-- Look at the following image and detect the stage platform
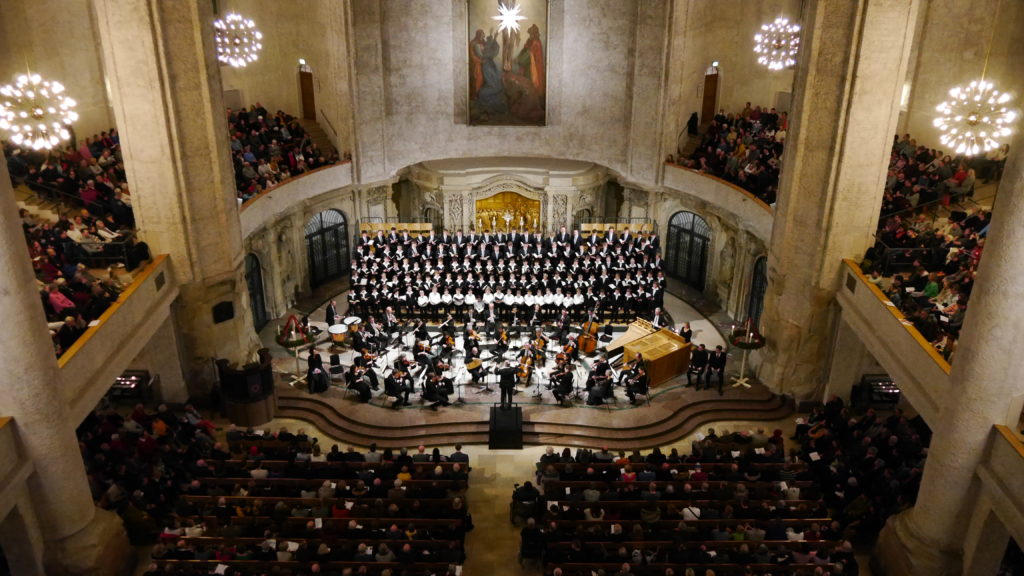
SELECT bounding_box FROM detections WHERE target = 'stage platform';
[263,291,789,449]
[273,372,792,450]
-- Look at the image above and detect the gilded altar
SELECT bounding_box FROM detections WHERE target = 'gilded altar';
[474,191,542,233]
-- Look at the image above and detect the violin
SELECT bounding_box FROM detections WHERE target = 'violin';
[445,334,455,348]
[361,348,378,361]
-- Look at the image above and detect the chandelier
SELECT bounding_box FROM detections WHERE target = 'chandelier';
[0,73,78,151]
[214,12,263,68]
[933,80,1017,156]
[754,17,801,71]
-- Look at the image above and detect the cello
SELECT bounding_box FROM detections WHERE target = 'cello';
[578,308,600,355]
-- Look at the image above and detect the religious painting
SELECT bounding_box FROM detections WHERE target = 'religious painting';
[467,0,547,126]
[475,192,541,233]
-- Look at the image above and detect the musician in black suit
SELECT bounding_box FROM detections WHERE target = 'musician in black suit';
[706,345,727,395]
[650,307,667,329]
[495,360,520,409]
[687,343,709,388]
[347,364,372,402]
[549,360,575,405]
[325,300,339,326]
[625,367,649,404]
[423,371,452,411]
[384,368,412,408]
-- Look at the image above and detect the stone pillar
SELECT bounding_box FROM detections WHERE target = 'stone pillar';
[822,314,871,402]
[93,0,258,391]
[0,159,128,575]
[760,0,920,398]
[873,141,1024,575]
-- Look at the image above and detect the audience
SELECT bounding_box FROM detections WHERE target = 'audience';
[226,103,341,204]
[78,405,469,575]
[861,134,1003,361]
[671,103,786,205]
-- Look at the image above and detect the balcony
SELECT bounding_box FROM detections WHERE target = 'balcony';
[239,162,353,239]
[663,164,773,241]
[835,259,951,425]
[58,255,179,423]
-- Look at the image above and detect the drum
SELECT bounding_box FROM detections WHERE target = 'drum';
[328,324,347,344]
[343,316,362,333]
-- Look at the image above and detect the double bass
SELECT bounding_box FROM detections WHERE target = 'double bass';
[578,309,600,355]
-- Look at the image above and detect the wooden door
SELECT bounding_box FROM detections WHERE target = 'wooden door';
[299,71,316,120]
[700,73,719,126]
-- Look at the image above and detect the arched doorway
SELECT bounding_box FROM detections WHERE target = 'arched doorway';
[422,206,442,232]
[747,255,768,328]
[666,211,711,291]
[245,254,268,331]
[305,209,349,288]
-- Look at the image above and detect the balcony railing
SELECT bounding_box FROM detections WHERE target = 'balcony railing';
[239,162,353,239]
[663,164,773,242]
[836,259,951,426]
[58,255,179,423]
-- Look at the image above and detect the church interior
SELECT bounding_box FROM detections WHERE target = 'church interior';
[1,0,1023,575]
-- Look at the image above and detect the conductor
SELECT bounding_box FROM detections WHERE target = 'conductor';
[495,360,520,410]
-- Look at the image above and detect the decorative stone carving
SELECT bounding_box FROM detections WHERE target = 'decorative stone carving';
[627,188,649,207]
[553,194,568,228]
[719,235,736,288]
[448,192,464,227]
[367,185,390,205]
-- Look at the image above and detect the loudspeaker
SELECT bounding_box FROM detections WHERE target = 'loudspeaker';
[489,406,523,449]
[212,301,235,324]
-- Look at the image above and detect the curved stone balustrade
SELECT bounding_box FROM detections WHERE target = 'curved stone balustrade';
[239,162,353,239]
[663,164,773,242]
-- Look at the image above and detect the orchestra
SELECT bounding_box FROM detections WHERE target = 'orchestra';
[300,224,725,412]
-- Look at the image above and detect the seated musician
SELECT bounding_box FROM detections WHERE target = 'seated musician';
[414,320,430,343]
[554,309,572,344]
[346,364,373,403]
[531,328,548,364]
[492,325,510,358]
[586,355,614,403]
[617,352,646,387]
[383,306,401,337]
[687,343,709,387]
[350,327,370,354]
[464,323,482,356]
[625,367,650,405]
[423,371,451,411]
[414,341,435,381]
[549,359,575,405]
[517,342,536,383]
[366,315,388,350]
[350,350,379,389]
[384,367,412,408]
[465,347,490,386]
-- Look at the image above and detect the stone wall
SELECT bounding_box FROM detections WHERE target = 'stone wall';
[218,0,354,154]
[349,0,670,186]
[0,0,113,138]
[900,0,1024,147]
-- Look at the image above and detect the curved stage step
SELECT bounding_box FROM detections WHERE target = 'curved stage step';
[275,378,794,449]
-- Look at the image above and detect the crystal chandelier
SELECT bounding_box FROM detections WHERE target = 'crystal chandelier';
[933,80,1017,156]
[214,12,263,68]
[0,73,78,151]
[754,17,801,71]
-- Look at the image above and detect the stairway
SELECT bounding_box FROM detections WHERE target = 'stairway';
[297,118,338,158]
[14,184,62,223]
[275,378,795,450]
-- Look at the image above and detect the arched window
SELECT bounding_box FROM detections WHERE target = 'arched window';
[747,255,768,327]
[305,209,349,288]
[665,211,712,290]
[245,254,268,331]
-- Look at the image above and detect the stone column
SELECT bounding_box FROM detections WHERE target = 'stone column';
[760,0,920,398]
[823,314,871,402]
[0,160,128,575]
[873,141,1024,575]
[92,0,258,391]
